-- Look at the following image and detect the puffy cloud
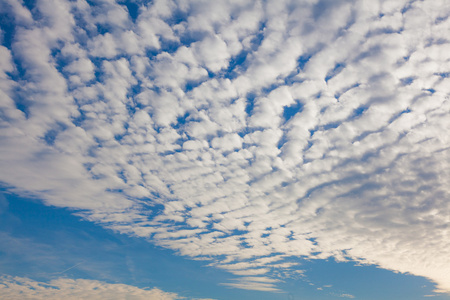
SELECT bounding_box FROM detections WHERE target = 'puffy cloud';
[64,58,95,83]
[1,0,450,296]
[88,33,119,58]
[191,34,230,73]
[0,0,33,25]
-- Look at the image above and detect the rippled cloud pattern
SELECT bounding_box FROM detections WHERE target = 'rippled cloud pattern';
[1,0,449,295]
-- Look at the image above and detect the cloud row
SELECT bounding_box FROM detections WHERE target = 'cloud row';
[1,0,449,294]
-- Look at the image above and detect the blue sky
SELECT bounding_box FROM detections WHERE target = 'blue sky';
[0,190,446,299]
[1,0,450,299]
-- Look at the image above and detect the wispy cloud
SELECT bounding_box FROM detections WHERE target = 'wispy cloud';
[0,0,449,295]
[221,276,281,292]
[55,261,85,275]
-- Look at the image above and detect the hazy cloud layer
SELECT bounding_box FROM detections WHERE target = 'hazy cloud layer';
[1,0,449,294]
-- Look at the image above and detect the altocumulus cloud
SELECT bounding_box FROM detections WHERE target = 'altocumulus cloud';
[0,0,449,294]
[0,276,181,300]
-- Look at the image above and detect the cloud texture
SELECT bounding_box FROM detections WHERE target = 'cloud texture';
[1,0,449,294]
[0,276,180,300]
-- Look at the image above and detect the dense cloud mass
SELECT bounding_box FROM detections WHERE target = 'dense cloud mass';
[0,0,449,294]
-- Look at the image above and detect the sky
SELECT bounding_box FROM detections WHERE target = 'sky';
[0,0,449,299]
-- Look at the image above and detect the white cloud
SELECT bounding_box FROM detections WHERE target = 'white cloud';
[0,0,33,25]
[64,58,95,82]
[1,0,450,295]
[88,33,119,58]
[221,276,281,292]
[191,34,230,73]
[0,276,180,300]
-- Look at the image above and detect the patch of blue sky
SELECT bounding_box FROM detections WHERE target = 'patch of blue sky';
[295,258,445,300]
[0,191,232,299]
[175,15,210,49]
[244,92,257,115]
[297,53,312,71]
[159,38,182,55]
[217,25,265,80]
[0,13,16,49]
[325,63,345,83]
[387,108,412,124]
[165,6,188,28]
[283,100,304,123]
[94,22,112,36]
[400,1,414,14]
[51,48,76,74]
[179,32,205,50]
[222,253,447,300]
[125,86,145,112]
[171,111,191,130]
[400,76,415,86]
[1,191,449,299]
[20,0,35,12]
[2,68,30,118]
[260,82,285,96]
[277,133,289,149]
[81,56,105,82]
[436,72,449,78]
[0,191,341,300]
[321,122,340,130]
[184,78,205,92]
[0,43,26,87]
[120,1,140,22]
[70,109,92,129]
[223,50,250,80]
[43,123,68,146]
[365,26,404,38]
[250,22,266,51]
[351,106,367,118]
